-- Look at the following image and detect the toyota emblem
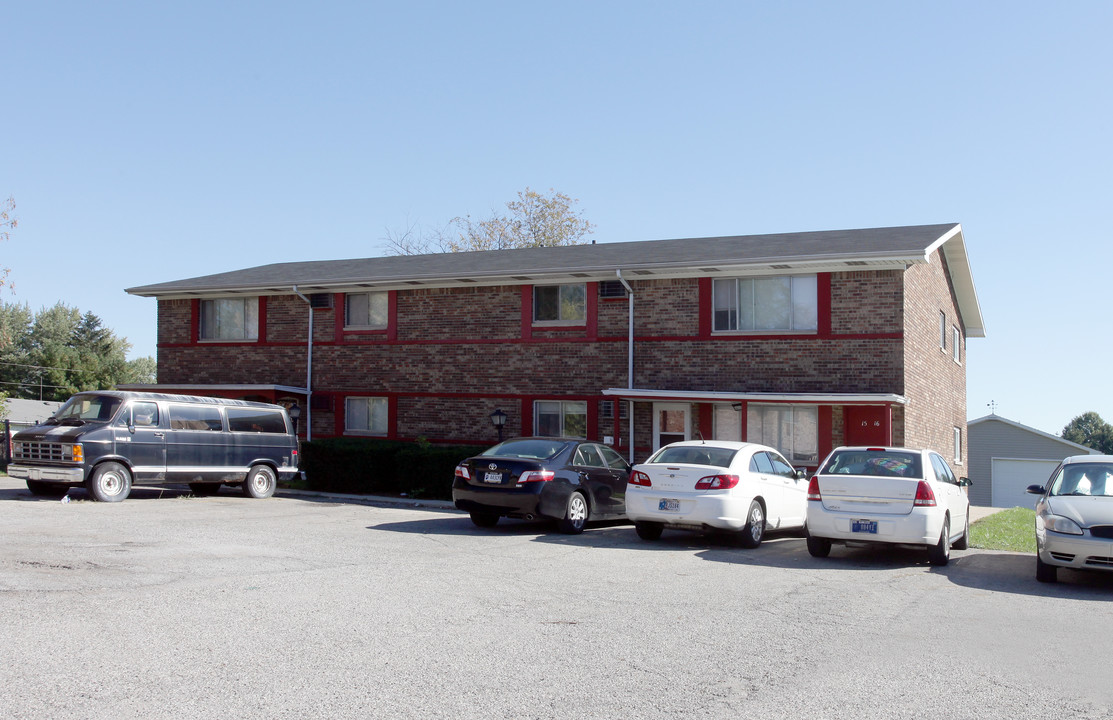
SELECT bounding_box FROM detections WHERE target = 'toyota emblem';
[489,463,498,470]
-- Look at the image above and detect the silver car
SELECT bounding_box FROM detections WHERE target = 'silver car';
[1026,455,1113,583]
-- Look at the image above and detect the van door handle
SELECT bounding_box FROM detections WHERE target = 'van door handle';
[153,432,165,438]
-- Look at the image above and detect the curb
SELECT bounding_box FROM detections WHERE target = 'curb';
[276,487,459,511]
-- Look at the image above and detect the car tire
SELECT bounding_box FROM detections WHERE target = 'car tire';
[1036,554,1058,583]
[469,511,500,528]
[806,533,832,558]
[635,521,664,541]
[557,492,588,535]
[242,465,277,499]
[189,483,222,496]
[953,513,970,550]
[86,462,132,503]
[738,499,765,549]
[927,515,951,566]
[26,480,69,498]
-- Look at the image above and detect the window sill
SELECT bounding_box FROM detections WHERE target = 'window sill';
[198,338,259,343]
[344,430,388,437]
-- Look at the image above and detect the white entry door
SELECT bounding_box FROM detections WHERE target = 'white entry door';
[652,403,690,451]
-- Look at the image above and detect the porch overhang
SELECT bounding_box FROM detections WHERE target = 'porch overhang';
[601,388,907,405]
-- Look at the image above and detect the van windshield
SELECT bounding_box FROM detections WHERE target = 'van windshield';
[50,395,123,425]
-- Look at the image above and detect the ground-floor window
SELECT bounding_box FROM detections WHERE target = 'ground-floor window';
[712,403,742,441]
[747,405,818,464]
[536,400,587,438]
[346,396,388,435]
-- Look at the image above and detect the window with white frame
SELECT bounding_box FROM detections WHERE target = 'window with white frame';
[533,284,586,324]
[712,275,817,332]
[346,397,388,435]
[345,292,388,329]
[200,297,259,341]
[747,404,819,463]
[952,326,961,362]
[953,426,962,464]
[713,403,742,441]
[535,400,587,438]
[939,311,947,351]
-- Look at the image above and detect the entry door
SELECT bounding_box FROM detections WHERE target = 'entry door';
[845,406,891,446]
[652,403,690,451]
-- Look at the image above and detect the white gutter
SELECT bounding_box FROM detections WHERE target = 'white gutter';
[291,286,313,442]
[602,388,908,405]
[616,270,635,462]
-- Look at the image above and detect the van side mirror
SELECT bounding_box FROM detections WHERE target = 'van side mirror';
[1026,484,1046,495]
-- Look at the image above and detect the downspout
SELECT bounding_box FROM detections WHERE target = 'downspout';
[616,270,635,462]
[292,286,313,442]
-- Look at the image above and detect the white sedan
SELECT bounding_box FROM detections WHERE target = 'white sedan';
[626,440,808,547]
[805,446,971,566]
[1026,455,1113,583]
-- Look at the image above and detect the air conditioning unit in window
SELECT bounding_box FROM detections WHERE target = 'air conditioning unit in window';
[309,293,333,308]
[598,281,628,298]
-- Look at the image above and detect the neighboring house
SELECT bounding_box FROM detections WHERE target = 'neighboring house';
[123,223,984,469]
[2,398,62,427]
[967,414,1099,508]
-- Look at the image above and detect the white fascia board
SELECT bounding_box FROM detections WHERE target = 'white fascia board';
[928,225,986,339]
[601,388,907,405]
[116,383,309,395]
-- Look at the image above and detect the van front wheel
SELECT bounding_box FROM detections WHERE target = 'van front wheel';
[87,462,132,502]
[243,465,277,499]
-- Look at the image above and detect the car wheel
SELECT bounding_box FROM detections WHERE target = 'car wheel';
[242,465,277,499]
[189,483,222,497]
[927,515,951,566]
[806,533,832,558]
[86,462,132,503]
[26,480,69,498]
[469,511,500,528]
[953,513,970,550]
[635,521,664,541]
[557,492,588,535]
[738,499,765,549]
[1036,554,1058,583]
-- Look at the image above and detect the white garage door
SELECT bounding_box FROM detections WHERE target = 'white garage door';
[991,458,1061,509]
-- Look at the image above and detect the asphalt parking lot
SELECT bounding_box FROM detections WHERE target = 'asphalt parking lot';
[2,477,1112,720]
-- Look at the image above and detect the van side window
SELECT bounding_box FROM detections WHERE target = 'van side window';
[169,404,223,431]
[132,402,159,428]
[227,408,287,434]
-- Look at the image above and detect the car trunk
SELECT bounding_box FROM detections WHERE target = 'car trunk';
[817,474,918,515]
[643,464,710,494]
[463,457,543,488]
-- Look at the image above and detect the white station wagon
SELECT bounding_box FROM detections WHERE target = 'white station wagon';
[626,440,808,547]
[805,446,971,566]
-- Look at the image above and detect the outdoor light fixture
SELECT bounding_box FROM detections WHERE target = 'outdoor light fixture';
[731,402,743,412]
[289,403,302,436]
[489,408,507,442]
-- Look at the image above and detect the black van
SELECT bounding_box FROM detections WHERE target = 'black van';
[7,391,299,502]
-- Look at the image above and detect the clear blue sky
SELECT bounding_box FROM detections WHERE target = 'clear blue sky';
[3,1,1111,435]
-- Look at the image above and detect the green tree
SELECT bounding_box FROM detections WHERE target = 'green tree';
[1062,411,1113,454]
[386,187,595,255]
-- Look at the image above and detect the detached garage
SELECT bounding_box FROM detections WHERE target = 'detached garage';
[968,414,1100,508]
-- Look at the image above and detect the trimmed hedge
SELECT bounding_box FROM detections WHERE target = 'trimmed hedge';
[299,437,487,500]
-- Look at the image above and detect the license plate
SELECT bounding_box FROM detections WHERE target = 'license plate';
[483,472,503,484]
[852,520,878,534]
[659,498,680,512]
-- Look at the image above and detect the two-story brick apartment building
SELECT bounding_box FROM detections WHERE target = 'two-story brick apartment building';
[124,223,984,470]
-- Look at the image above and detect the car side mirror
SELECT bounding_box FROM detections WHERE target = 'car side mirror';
[1026,484,1046,495]
[795,469,807,481]
[959,477,972,487]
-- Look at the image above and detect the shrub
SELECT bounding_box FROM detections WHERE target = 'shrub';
[299,437,486,500]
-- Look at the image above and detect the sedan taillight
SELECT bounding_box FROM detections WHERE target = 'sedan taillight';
[518,470,555,484]
[629,471,653,487]
[694,474,739,490]
[807,476,822,501]
[454,464,471,480]
[913,481,937,507]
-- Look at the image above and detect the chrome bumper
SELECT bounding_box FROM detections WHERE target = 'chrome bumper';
[7,464,85,483]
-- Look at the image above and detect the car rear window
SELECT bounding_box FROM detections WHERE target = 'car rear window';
[821,450,923,478]
[227,408,288,434]
[480,439,567,460]
[648,446,737,468]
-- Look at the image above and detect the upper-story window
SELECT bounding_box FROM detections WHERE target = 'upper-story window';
[939,311,947,351]
[712,275,817,332]
[200,298,259,341]
[952,326,961,363]
[346,292,388,329]
[533,284,586,324]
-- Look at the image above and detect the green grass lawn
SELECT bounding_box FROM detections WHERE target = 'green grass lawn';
[970,507,1037,553]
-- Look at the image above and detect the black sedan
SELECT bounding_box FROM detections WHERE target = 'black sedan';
[452,437,631,534]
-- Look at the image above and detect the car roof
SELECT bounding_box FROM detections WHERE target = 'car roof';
[1063,454,1113,464]
[831,446,927,453]
[658,440,764,451]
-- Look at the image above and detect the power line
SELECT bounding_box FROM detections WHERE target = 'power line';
[0,360,84,374]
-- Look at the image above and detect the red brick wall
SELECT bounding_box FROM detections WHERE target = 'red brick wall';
[902,249,968,467]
